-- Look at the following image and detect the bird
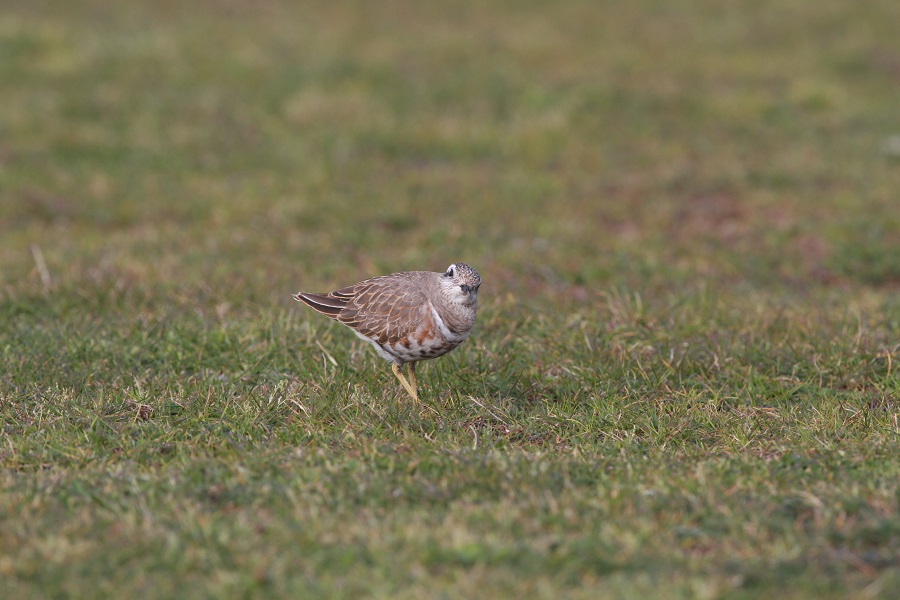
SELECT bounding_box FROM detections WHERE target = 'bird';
[292,263,482,402]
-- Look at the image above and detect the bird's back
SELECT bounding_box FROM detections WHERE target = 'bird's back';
[294,271,432,345]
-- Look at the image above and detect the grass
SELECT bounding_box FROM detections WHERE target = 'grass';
[2,0,899,597]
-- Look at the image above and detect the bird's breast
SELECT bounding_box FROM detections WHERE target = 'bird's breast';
[381,304,469,362]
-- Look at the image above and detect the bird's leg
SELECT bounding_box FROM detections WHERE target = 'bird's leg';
[392,363,419,403]
[407,362,417,399]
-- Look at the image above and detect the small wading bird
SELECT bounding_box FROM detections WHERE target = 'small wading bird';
[292,263,481,402]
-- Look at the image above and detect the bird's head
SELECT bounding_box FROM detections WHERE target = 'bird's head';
[441,262,481,307]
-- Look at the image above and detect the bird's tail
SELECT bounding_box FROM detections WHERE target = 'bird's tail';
[292,292,346,318]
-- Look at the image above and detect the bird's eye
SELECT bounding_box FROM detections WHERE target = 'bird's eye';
[446,265,456,278]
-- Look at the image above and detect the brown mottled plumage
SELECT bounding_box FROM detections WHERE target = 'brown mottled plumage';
[293,263,481,401]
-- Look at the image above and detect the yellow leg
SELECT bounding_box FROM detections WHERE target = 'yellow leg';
[407,362,417,398]
[391,363,419,403]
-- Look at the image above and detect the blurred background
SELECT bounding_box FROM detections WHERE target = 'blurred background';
[2,0,899,311]
[2,5,899,596]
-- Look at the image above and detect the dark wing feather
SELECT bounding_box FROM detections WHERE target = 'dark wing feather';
[331,286,356,298]
[292,292,348,318]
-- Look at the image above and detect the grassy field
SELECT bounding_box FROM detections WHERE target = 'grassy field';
[2,0,899,597]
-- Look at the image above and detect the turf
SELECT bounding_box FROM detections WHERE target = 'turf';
[1,0,899,598]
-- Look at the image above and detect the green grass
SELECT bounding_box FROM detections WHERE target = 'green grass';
[2,0,899,598]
